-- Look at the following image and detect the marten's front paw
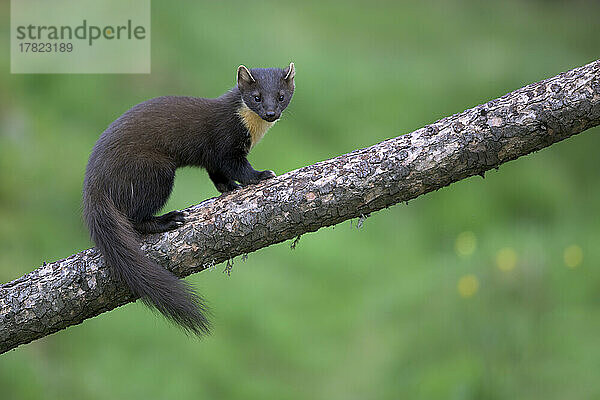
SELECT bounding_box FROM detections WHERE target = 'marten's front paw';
[243,171,276,186]
[216,181,242,193]
[259,170,276,181]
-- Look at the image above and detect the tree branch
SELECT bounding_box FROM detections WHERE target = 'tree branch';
[2,60,599,354]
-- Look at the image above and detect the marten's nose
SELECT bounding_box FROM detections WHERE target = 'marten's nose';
[265,111,276,118]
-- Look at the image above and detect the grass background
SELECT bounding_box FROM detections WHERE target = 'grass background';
[1,0,600,399]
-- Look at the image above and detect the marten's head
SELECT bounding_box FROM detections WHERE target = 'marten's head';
[237,63,295,122]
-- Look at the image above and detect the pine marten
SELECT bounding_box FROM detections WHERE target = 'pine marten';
[83,63,296,335]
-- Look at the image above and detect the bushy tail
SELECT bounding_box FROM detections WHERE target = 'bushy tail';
[84,196,210,336]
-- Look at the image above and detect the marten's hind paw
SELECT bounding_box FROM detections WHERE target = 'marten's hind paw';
[134,211,186,234]
[161,210,186,222]
[160,210,186,229]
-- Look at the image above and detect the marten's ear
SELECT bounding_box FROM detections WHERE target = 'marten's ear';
[237,65,255,88]
[284,62,295,82]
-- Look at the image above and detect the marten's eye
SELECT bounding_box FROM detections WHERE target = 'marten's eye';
[278,94,285,102]
[254,95,261,102]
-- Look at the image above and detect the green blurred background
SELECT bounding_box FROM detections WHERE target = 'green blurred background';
[1,0,600,399]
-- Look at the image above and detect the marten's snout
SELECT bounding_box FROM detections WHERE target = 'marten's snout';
[264,111,278,122]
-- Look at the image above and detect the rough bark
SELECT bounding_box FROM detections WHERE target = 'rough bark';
[2,60,600,355]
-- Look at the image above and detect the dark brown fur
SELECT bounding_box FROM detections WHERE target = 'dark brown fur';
[83,64,295,335]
